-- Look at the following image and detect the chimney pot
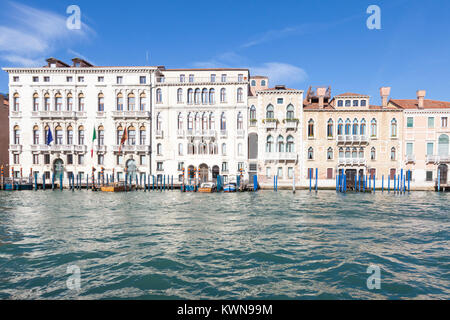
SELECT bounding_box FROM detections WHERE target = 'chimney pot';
[417,90,426,109]
[317,87,326,108]
[380,86,391,108]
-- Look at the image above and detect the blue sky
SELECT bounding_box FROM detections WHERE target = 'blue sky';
[1,0,450,104]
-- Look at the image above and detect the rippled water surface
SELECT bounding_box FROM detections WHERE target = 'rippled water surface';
[0,190,449,299]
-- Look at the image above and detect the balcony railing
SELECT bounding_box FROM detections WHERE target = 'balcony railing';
[94,145,107,152]
[284,120,298,129]
[31,111,86,119]
[9,144,22,152]
[220,130,228,138]
[264,152,297,161]
[405,154,416,163]
[10,111,21,117]
[112,110,150,118]
[338,158,367,166]
[112,145,149,152]
[264,120,277,129]
[336,135,369,144]
[426,155,450,163]
[155,76,248,84]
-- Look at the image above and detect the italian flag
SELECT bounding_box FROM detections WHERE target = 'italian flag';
[91,127,96,158]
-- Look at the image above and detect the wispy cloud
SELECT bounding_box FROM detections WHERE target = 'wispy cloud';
[251,62,307,85]
[241,26,312,48]
[0,2,94,66]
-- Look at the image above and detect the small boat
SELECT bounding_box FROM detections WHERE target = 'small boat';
[100,183,126,192]
[3,178,33,191]
[198,182,216,193]
[223,182,237,192]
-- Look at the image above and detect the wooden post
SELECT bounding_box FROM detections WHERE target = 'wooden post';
[315,168,318,192]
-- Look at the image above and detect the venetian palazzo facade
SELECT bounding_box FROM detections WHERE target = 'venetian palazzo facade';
[3,58,450,189]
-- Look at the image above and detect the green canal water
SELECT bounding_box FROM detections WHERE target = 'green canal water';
[0,190,448,299]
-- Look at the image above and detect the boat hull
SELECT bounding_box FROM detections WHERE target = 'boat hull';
[101,185,126,192]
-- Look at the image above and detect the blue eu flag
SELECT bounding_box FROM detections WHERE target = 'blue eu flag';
[46,127,53,145]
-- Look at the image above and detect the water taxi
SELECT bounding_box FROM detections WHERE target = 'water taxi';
[100,183,126,192]
[223,182,237,192]
[198,182,216,193]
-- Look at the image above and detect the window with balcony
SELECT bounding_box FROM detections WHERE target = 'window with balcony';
[98,126,104,146]
[266,105,274,119]
[140,126,146,145]
[345,119,351,135]
[128,126,136,145]
[55,94,62,111]
[339,147,344,158]
[67,94,73,111]
[78,93,84,111]
[277,135,284,152]
[286,105,294,120]
[13,126,20,144]
[33,126,39,144]
[128,93,135,111]
[345,147,351,158]
[352,119,359,135]
[33,93,39,111]
[117,93,123,111]
[360,119,366,136]
[78,126,85,145]
[55,126,63,145]
[266,135,273,152]
[438,134,449,155]
[337,119,343,135]
[67,127,73,145]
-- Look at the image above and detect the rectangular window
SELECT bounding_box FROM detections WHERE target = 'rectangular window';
[140,155,146,165]
[353,100,359,106]
[406,143,413,156]
[345,100,351,107]
[211,74,216,82]
[117,155,123,165]
[238,74,243,82]
[266,167,271,178]
[426,171,433,182]
[222,162,228,172]
[32,76,39,82]
[327,168,333,179]
[116,76,123,84]
[277,98,283,104]
[360,100,367,106]
[288,167,293,179]
[428,117,435,128]
[13,76,19,82]
[66,76,73,82]
[43,76,50,82]
[277,167,283,178]
[67,154,73,165]
[221,74,227,82]
[139,76,146,84]
[249,163,257,171]
[189,74,194,83]
[178,162,184,171]
[180,74,185,82]
[157,162,163,171]
[78,154,84,165]
[98,154,104,165]
[33,154,39,165]
[13,154,19,164]
[238,162,244,171]
[442,117,448,128]
[44,154,50,164]
[427,142,434,155]
[407,117,414,128]
[98,76,104,82]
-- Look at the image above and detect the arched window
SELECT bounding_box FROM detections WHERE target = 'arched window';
[220,112,226,130]
[78,93,84,111]
[33,125,39,145]
[339,147,344,158]
[237,88,243,102]
[352,147,357,158]
[177,113,183,130]
[327,119,334,138]
[98,93,104,111]
[438,134,449,156]
[44,93,50,111]
[33,93,39,111]
[187,112,193,130]
[67,126,74,145]
[194,88,200,104]
[286,135,294,152]
[187,89,193,104]
[286,104,294,119]
[345,119,351,135]
[261,80,266,86]
[116,126,123,145]
[156,89,162,103]
[177,88,183,103]
[277,135,284,152]
[391,118,397,137]
[352,119,358,135]
[308,147,314,160]
[55,125,63,145]
[266,135,274,152]
[371,147,376,160]
[337,119,343,135]
[202,112,208,130]
[156,113,162,131]
[360,119,366,136]
[237,112,243,130]
[202,88,208,104]
[308,119,314,137]
[359,148,364,158]
[157,143,162,155]
[67,93,73,111]
[345,147,351,158]
[209,89,215,104]
[194,112,200,131]
[139,126,146,145]
[128,126,136,145]
[78,125,85,145]
[222,143,227,155]
[251,80,256,86]
[220,88,226,103]
[178,143,183,156]
[140,92,146,111]
[116,93,123,111]
[55,92,62,111]
[188,143,195,155]
[327,147,333,160]
[127,93,135,111]
[250,105,256,120]
[266,104,274,119]
[13,93,19,111]
[370,119,377,137]
[13,125,20,144]
[209,113,215,129]
[391,147,396,160]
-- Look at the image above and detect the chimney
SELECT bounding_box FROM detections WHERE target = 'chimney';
[380,87,391,108]
[317,87,326,108]
[417,90,426,109]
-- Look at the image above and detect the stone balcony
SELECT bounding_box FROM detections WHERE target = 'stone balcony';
[30,144,83,152]
[94,145,107,152]
[284,120,298,130]
[31,111,87,119]
[9,144,22,152]
[112,110,150,119]
[264,152,297,161]
[405,154,416,163]
[336,135,369,145]
[186,130,216,138]
[111,145,149,153]
[338,158,367,166]
[426,155,450,163]
[264,120,277,129]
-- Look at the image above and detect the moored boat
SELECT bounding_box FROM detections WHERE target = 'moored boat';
[100,183,126,192]
[223,182,237,192]
[198,182,216,193]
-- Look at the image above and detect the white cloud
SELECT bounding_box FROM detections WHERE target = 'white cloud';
[0,2,94,66]
[251,62,307,85]
[1,55,43,67]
